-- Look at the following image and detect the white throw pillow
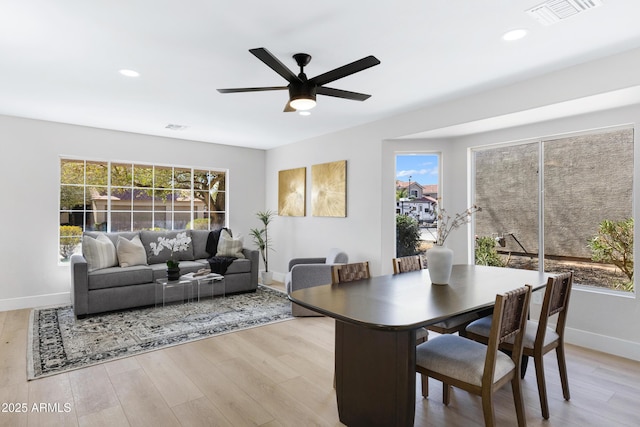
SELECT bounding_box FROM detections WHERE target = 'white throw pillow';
[216,229,245,258]
[83,233,118,272]
[116,235,148,267]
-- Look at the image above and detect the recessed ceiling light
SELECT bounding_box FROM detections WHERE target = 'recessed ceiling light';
[502,29,528,41]
[119,69,140,77]
[298,111,311,116]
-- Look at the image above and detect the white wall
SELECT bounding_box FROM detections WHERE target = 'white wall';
[268,47,640,361]
[266,125,384,277]
[0,115,265,311]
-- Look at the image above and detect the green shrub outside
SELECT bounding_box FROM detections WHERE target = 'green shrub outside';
[59,225,82,260]
[475,236,506,267]
[396,214,421,257]
[187,218,211,230]
[588,218,634,292]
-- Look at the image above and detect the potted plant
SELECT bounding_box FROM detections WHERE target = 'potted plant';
[149,231,192,281]
[250,210,276,285]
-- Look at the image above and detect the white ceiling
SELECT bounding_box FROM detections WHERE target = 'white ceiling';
[1,0,640,149]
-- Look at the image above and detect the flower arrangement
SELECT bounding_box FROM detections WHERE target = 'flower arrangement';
[149,231,192,268]
[435,202,481,246]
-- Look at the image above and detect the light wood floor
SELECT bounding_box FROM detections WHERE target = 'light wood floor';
[1,289,639,426]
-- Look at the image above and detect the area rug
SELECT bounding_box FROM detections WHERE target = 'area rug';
[27,285,292,380]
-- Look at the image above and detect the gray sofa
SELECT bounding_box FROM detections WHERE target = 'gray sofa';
[71,229,258,317]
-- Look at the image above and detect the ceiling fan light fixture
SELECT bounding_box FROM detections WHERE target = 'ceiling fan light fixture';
[290,96,316,111]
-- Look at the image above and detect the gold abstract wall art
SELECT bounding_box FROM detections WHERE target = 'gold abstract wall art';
[278,167,306,216]
[311,160,347,217]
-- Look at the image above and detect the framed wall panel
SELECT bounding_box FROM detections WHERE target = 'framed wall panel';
[312,160,346,217]
[278,167,306,216]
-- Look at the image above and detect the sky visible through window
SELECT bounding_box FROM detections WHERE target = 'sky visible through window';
[396,154,439,185]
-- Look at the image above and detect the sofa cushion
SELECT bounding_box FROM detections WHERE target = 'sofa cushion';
[190,230,211,259]
[88,265,153,290]
[140,230,195,264]
[116,235,148,267]
[226,258,251,274]
[217,229,245,258]
[82,233,118,272]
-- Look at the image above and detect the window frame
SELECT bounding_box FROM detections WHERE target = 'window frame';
[470,124,635,296]
[59,157,228,261]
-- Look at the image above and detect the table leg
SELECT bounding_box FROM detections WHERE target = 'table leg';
[334,320,416,427]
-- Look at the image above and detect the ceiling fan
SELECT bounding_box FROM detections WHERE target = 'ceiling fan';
[217,47,380,112]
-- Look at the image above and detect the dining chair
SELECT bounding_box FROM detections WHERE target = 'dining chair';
[392,255,423,274]
[465,272,573,420]
[416,285,531,427]
[392,256,429,345]
[330,261,371,388]
[331,261,370,284]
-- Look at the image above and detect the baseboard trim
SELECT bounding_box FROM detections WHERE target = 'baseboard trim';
[0,292,71,312]
[565,326,640,362]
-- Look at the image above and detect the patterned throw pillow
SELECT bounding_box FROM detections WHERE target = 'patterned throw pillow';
[116,235,148,267]
[216,229,245,258]
[82,233,118,272]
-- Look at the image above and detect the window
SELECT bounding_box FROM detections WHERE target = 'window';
[395,154,440,257]
[59,158,227,261]
[473,127,634,293]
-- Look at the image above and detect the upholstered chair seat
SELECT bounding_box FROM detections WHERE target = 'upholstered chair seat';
[417,334,516,387]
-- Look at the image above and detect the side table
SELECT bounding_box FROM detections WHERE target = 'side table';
[155,277,194,307]
[190,273,225,301]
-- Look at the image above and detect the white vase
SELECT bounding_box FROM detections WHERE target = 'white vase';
[261,271,273,285]
[426,245,453,285]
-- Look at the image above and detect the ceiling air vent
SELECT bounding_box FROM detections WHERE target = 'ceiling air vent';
[165,124,188,131]
[527,0,603,26]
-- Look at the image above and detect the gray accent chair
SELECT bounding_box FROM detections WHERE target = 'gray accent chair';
[285,248,348,317]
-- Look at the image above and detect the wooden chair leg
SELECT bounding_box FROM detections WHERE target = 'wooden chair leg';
[421,374,429,398]
[556,344,571,401]
[481,388,495,427]
[511,376,527,427]
[442,383,451,405]
[534,354,550,420]
[520,355,529,379]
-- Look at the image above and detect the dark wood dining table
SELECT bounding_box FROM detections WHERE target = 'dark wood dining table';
[288,264,552,427]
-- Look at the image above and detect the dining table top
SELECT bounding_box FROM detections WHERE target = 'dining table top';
[288,264,552,331]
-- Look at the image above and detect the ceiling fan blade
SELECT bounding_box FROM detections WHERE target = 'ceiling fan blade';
[249,48,300,83]
[310,55,380,86]
[283,102,295,112]
[217,86,288,93]
[317,86,371,101]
